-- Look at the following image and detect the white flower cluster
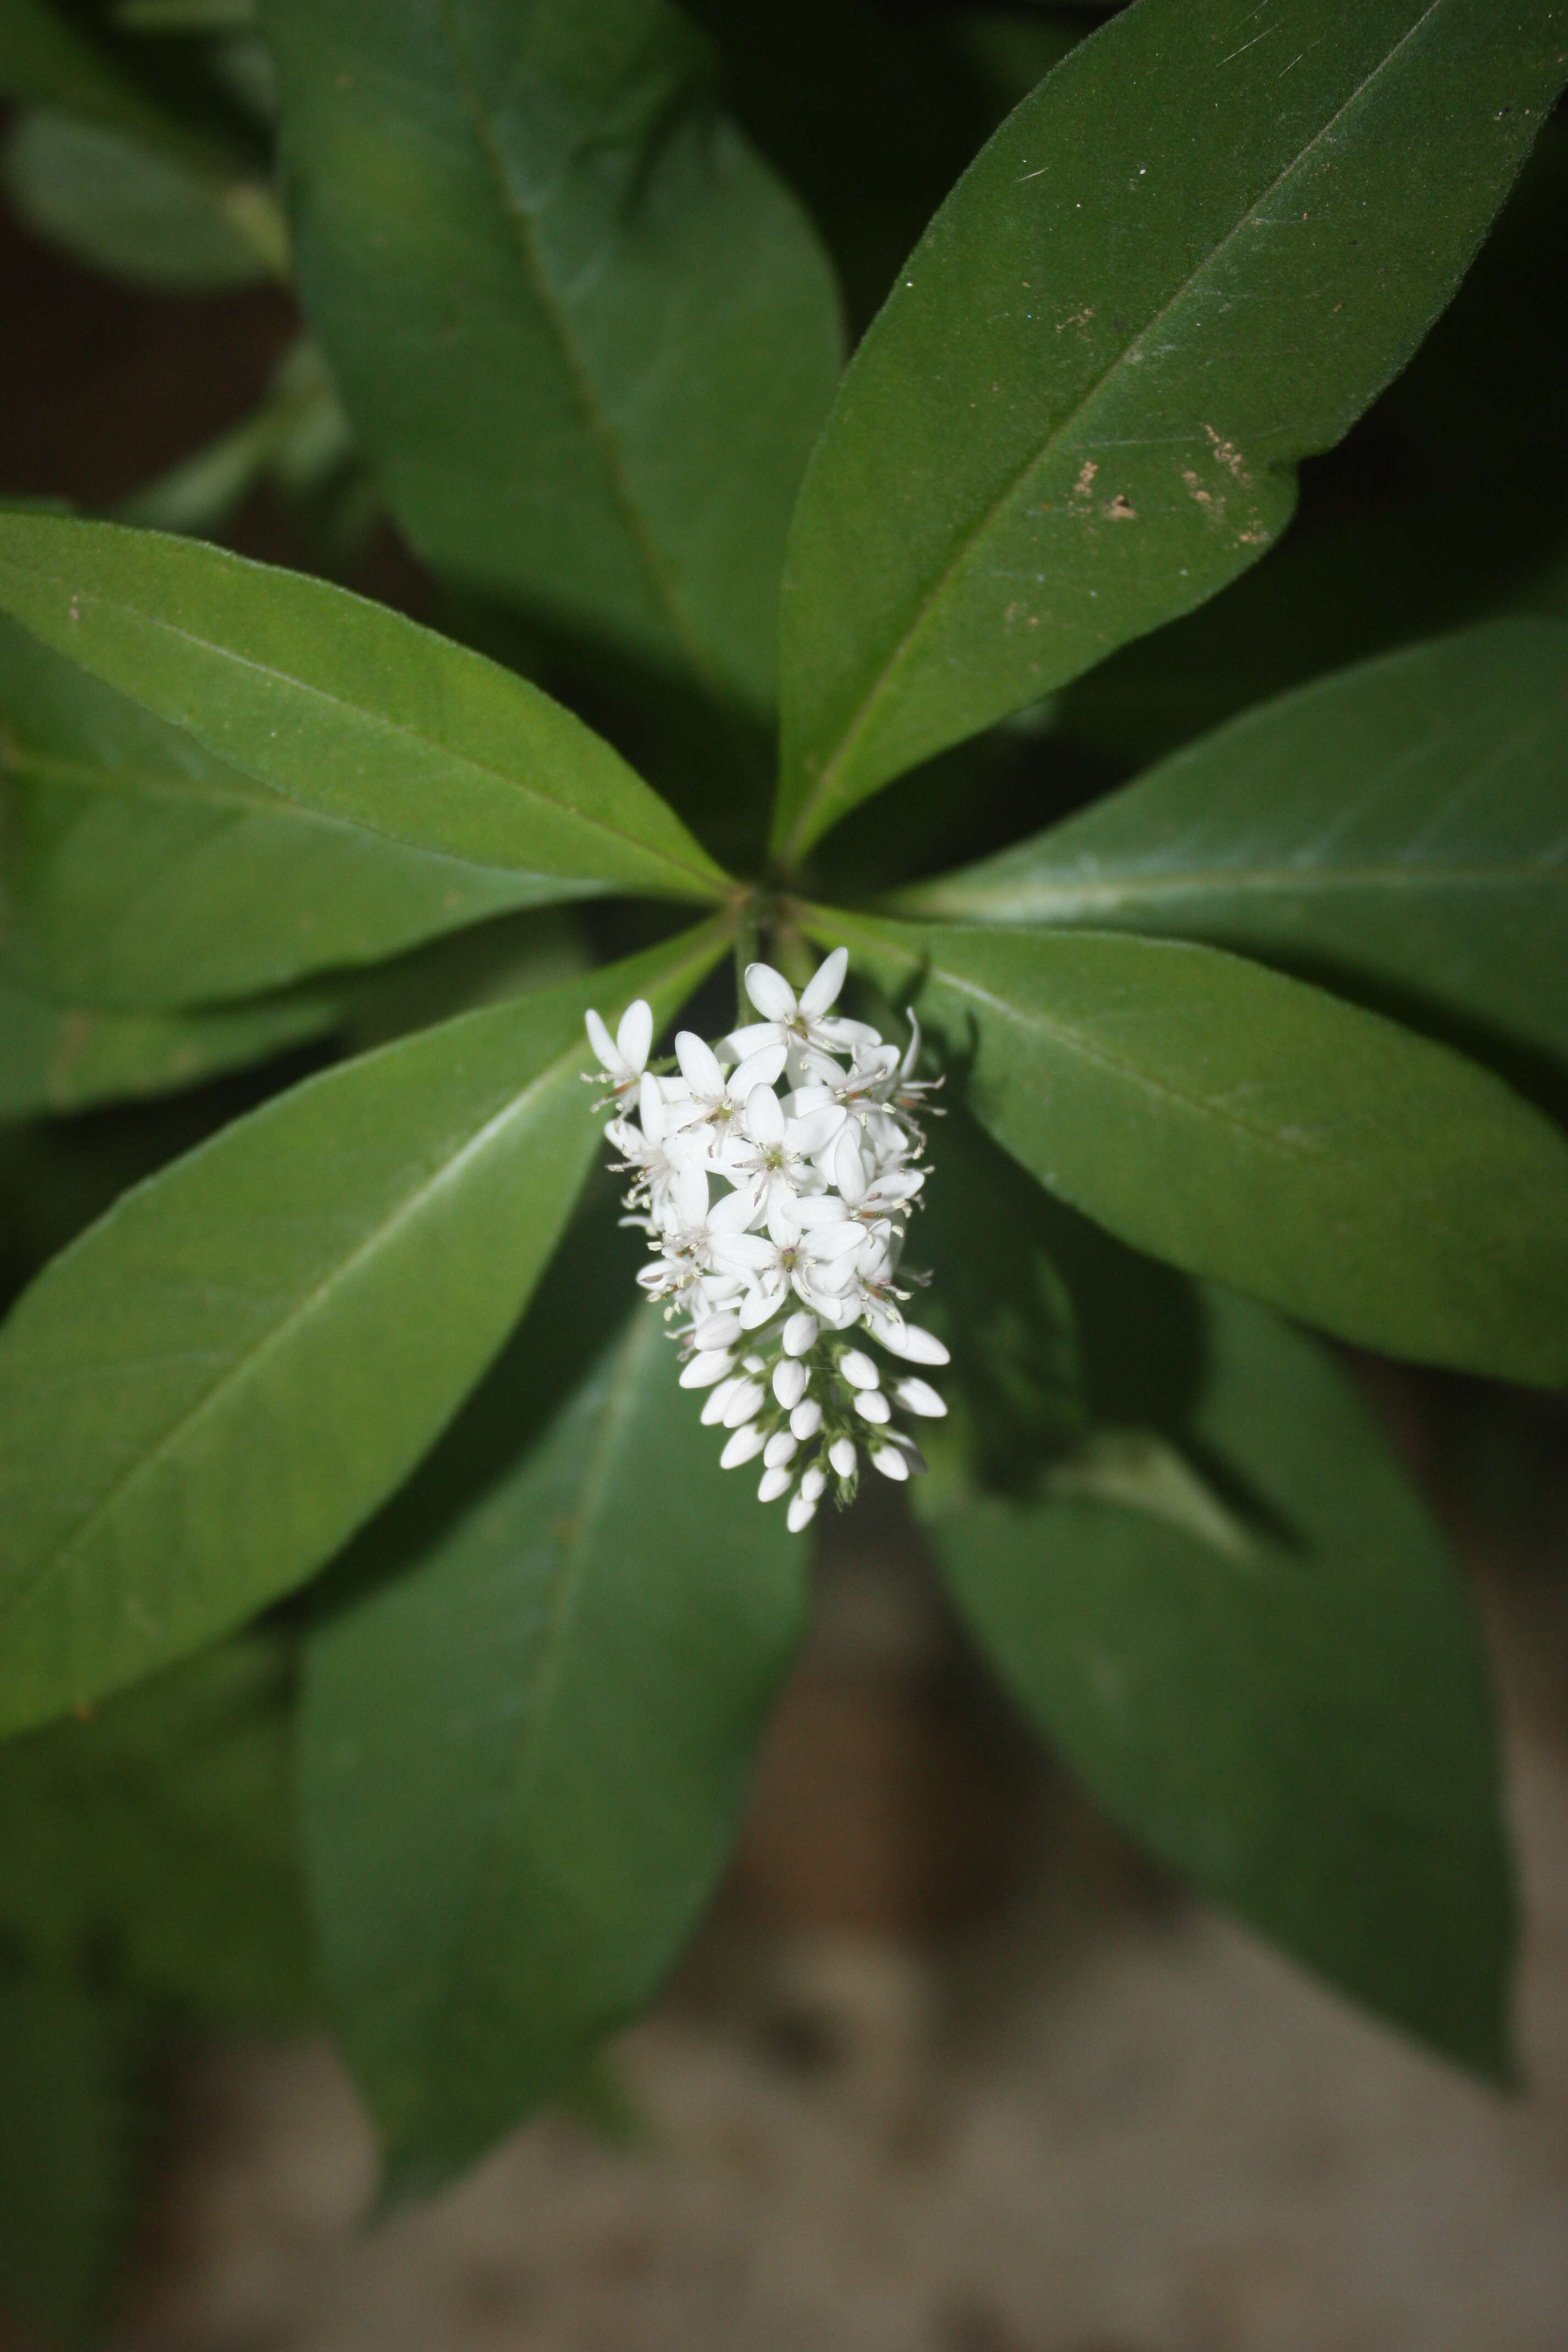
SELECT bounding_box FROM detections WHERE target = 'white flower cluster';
[585,948,948,1533]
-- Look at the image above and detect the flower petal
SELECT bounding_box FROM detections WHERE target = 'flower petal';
[675,1030,725,1098]
[710,1229,775,1272]
[744,961,798,1021]
[584,1008,618,1070]
[616,998,653,1072]
[744,1082,786,1150]
[730,1043,788,1097]
[798,945,848,1020]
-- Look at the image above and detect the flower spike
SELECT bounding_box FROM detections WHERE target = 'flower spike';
[582,951,945,1528]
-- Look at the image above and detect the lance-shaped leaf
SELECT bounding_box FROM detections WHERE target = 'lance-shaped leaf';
[262,0,842,712]
[0,514,733,911]
[804,910,1568,1385]
[0,921,727,1737]
[891,620,1568,1068]
[774,0,1568,859]
[3,108,287,288]
[0,957,344,1121]
[924,1284,1515,2076]
[303,1270,805,2196]
[0,613,573,1010]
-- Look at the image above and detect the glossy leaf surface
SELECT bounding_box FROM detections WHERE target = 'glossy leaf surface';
[775,0,1568,857]
[0,923,726,1736]
[304,1269,804,2193]
[0,957,341,1121]
[0,613,568,1009]
[264,0,842,710]
[893,622,1568,1066]
[812,911,1568,1383]
[926,1284,1514,2076]
[0,515,731,908]
[3,108,286,288]
[0,1637,315,2025]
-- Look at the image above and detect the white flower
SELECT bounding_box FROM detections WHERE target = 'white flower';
[666,1031,788,1169]
[710,1191,865,1330]
[584,999,653,1108]
[586,948,944,1532]
[723,1084,846,1222]
[725,949,879,1074]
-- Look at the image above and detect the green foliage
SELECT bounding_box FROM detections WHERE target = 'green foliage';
[262,0,842,709]
[0,611,568,1010]
[0,1636,316,2026]
[0,1974,148,2349]
[893,620,1568,1069]
[1,0,1565,2250]
[924,1280,1515,2077]
[0,514,732,909]
[3,106,285,286]
[813,909,1568,1384]
[303,1217,806,2194]
[774,0,1568,858]
[0,926,725,1735]
[0,954,343,1119]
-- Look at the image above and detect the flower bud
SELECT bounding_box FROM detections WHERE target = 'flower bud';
[884,1322,949,1366]
[854,1390,891,1424]
[764,1430,798,1469]
[790,1399,823,1440]
[757,1466,793,1502]
[772,1356,809,1410]
[720,1422,769,1468]
[892,1376,945,1417]
[679,1351,734,1389]
[839,1349,880,1390]
[799,1463,827,1503]
[871,1444,910,1482]
[782,1311,819,1357]
[829,1437,857,1478]
[786,1493,818,1533]
[721,1379,766,1428]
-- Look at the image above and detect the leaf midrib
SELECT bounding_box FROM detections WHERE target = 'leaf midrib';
[0,1049,582,1651]
[853,924,1529,1277]
[436,0,720,702]
[780,0,1445,858]
[0,553,727,899]
[433,1308,660,2046]
[899,856,1565,921]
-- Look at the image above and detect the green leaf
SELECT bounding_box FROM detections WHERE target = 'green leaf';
[0,955,343,1120]
[0,611,581,1010]
[262,0,842,711]
[0,1973,148,2349]
[0,514,733,911]
[891,620,1568,1069]
[807,909,1568,1384]
[0,1636,316,2026]
[3,107,286,288]
[302,1249,806,2196]
[773,0,1568,859]
[0,920,727,1737]
[924,1283,1515,2076]
[0,0,211,160]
